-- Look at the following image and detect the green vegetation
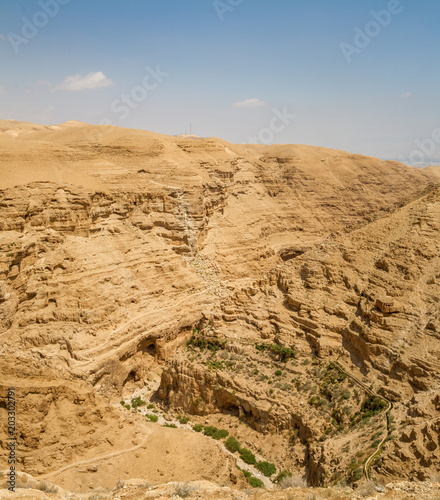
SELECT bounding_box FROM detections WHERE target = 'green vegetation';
[351,395,387,425]
[352,468,363,481]
[120,401,125,406]
[178,415,190,425]
[146,414,158,423]
[239,448,256,465]
[225,436,241,453]
[192,424,204,432]
[255,461,276,477]
[131,396,146,409]
[147,403,154,409]
[206,359,227,371]
[238,467,264,489]
[269,343,296,362]
[163,423,177,428]
[203,426,229,440]
[186,335,227,353]
[274,469,292,484]
[248,476,264,488]
[275,370,283,377]
[255,342,296,362]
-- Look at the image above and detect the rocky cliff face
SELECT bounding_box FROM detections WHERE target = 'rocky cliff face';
[0,120,439,493]
[158,185,440,484]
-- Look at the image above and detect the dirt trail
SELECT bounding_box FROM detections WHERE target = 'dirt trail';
[36,425,152,481]
[333,361,392,481]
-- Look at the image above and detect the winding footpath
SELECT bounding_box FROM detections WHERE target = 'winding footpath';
[332,361,392,480]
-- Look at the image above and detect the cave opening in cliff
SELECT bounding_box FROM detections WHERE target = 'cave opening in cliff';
[123,371,137,387]
[139,339,157,357]
[223,404,240,417]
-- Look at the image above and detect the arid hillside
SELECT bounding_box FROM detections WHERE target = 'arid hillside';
[0,120,439,499]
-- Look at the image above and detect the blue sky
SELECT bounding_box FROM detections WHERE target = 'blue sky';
[1,0,440,164]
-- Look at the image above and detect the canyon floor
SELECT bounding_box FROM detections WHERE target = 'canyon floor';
[0,120,439,499]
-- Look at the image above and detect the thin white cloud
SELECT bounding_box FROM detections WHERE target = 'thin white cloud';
[55,72,113,91]
[36,80,52,88]
[401,92,412,98]
[234,98,267,108]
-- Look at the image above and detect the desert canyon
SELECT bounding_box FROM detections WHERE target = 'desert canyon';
[0,120,439,499]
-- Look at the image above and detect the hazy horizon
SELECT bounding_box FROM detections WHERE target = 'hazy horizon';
[1,0,440,166]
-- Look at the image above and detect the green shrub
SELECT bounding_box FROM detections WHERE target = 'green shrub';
[203,426,219,437]
[352,468,363,481]
[120,401,125,406]
[248,476,264,488]
[186,335,227,352]
[225,437,241,453]
[255,461,276,477]
[275,370,283,377]
[179,416,190,425]
[124,404,131,410]
[242,470,252,479]
[204,426,229,439]
[255,343,267,352]
[239,448,256,465]
[131,396,146,409]
[192,424,204,432]
[147,403,154,409]
[163,423,177,428]
[146,414,158,423]
[215,429,229,439]
[269,344,296,362]
[274,469,292,484]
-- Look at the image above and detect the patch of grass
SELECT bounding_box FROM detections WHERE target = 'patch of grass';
[255,461,276,477]
[275,370,283,377]
[192,424,204,432]
[206,359,226,371]
[163,423,177,428]
[178,415,190,425]
[146,414,158,423]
